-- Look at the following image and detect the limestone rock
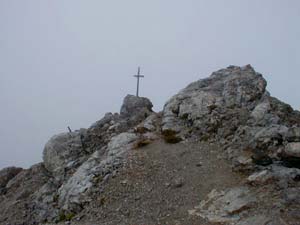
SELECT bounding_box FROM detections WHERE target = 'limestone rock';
[284,142,300,157]
[136,112,160,132]
[162,65,267,133]
[247,170,273,185]
[283,187,300,204]
[0,163,49,225]
[120,94,153,118]
[0,166,23,192]
[3,65,300,224]
[189,187,256,224]
[162,65,300,172]
[284,127,300,142]
[247,164,300,188]
[57,132,137,212]
[43,129,87,180]
[236,215,272,225]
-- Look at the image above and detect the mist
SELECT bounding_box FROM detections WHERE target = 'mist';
[0,0,300,169]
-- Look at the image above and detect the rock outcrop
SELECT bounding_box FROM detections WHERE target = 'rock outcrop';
[0,166,22,194]
[1,65,300,225]
[43,129,88,181]
[120,94,153,118]
[162,65,300,171]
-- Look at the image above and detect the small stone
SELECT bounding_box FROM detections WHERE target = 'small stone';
[196,162,203,167]
[247,170,273,185]
[120,180,128,185]
[112,170,117,178]
[173,178,184,188]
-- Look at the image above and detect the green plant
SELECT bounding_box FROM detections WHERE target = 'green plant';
[200,133,210,142]
[135,126,149,134]
[162,129,177,136]
[180,113,189,120]
[99,197,106,205]
[58,211,75,222]
[52,194,59,203]
[133,138,152,148]
[162,129,182,144]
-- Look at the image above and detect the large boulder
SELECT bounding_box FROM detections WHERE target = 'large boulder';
[162,65,300,170]
[162,65,266,132]
[57,132,137,212]
[120,94,153,118]
[43,129,88,180]
[85,96,154,154]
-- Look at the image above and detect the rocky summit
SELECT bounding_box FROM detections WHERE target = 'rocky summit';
[1,65,300,225]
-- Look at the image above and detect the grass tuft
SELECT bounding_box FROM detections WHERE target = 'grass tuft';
[133,139,152,149]
[162,129,182,144]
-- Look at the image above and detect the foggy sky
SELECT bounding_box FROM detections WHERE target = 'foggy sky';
[0,0,300,169]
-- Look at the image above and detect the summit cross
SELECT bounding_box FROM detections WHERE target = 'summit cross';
[133,67,144,97]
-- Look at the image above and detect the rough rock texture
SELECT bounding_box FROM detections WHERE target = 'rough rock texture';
[0,95,155,224]
[57,132,138,212]
[0,163,50,225]
[162,65,300,171]
[120,94,153,118]
[43,129,88,181]
[189,187,257,223]
[1,65,300,225]
[163,65,266,132]
[0,166,22,194]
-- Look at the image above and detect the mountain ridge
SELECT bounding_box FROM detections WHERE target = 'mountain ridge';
[1,65,300,225]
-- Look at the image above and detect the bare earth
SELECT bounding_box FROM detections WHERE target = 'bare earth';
[55,139,244,225]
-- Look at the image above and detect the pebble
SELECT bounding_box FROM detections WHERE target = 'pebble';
[196,162,203,167]
[173,178,185,188]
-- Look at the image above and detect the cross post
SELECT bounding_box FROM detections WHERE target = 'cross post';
[133,67,144,97]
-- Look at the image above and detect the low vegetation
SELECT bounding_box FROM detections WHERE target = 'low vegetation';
[58,212,75,222]
[133,138,152,149]
[162,129,182,144]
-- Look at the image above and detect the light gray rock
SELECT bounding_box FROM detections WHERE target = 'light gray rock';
[162,65,266,134]
[284,142,300,157]
[247,170,273,185]
[247,164,300,188]
[284,127,300,142]
[249,125,288,154]
[0,166,23,190]
[43,129,87,179]
[32,181,59,222]
[0,163,49,225]
[189,187,256,224]
[137,113,159,132]
[250,101,271,122]
[120,94,153,118]
[283,187,300,204]
[107,132,137,151]
[57,132,137,211]
[270,164,300,183]
[90,112,117,129]
[162,65,300,170]
[236,215,272,225]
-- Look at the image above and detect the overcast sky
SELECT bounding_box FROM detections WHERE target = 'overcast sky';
[0,0,299,169]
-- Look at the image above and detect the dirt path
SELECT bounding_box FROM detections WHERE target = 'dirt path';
[63,139,244,225]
